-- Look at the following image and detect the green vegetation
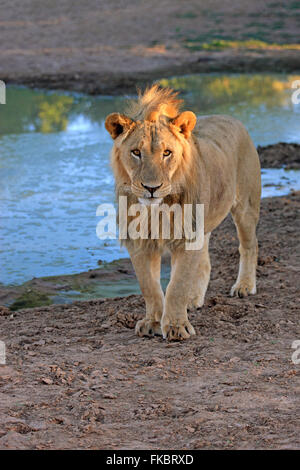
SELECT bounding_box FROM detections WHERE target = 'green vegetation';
[175,11,197,19]
[10,290,52,311]
[184,38,300,52]
[289,1,300,9]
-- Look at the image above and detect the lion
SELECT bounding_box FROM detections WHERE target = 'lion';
[105,84,261,340]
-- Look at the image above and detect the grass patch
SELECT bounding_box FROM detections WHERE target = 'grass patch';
[288,1,300,9]
[184,38,300,52]
[270,20,285,29]
[268,1,284,7]
[246,22,270,28]
[241,31,270,41]
[10,290,52,311]
[175,12,197,19]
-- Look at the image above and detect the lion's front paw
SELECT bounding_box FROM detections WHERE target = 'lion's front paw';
[135,318,162,337]
[188,295,204,310]
[161,318,196,341]
[230,280,256,298]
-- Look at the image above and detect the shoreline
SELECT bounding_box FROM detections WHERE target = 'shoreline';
[3,51,300,96]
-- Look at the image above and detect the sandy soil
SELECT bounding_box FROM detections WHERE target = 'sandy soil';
[0,192,299,450]
[1,0,300,94]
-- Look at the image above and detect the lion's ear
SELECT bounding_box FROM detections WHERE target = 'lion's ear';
[105,113,134,139]
[172,111,197,139]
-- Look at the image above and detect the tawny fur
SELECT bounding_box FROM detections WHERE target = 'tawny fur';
[126,84,183,121]
[105,84,261,341]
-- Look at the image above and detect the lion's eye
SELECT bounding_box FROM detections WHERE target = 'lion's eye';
[131,149,141,158]
[163,149,172,157]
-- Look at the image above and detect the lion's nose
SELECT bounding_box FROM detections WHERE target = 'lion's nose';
[141,183,162,197]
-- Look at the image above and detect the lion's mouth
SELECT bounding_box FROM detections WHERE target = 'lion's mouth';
[138,197,163,206]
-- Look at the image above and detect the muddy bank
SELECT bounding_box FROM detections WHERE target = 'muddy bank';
[0,259,140,311]
[3,51,300,96]
[258,143,300,170]
[0,192,299,449]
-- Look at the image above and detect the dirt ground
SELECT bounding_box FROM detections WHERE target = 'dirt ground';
[0,192,299,450]
[1,0,300,94]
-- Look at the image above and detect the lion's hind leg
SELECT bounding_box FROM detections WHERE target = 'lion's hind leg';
[230,197,259,298]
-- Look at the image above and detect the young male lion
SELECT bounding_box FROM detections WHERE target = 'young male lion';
[105,85,261,341]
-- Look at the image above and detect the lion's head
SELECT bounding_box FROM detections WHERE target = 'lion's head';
[105,85,197,205]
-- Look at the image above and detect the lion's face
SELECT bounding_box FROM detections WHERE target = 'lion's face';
[114,121,183,205]
[105,111,196,205]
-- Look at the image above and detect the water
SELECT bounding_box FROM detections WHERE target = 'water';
[0,74,300,285]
